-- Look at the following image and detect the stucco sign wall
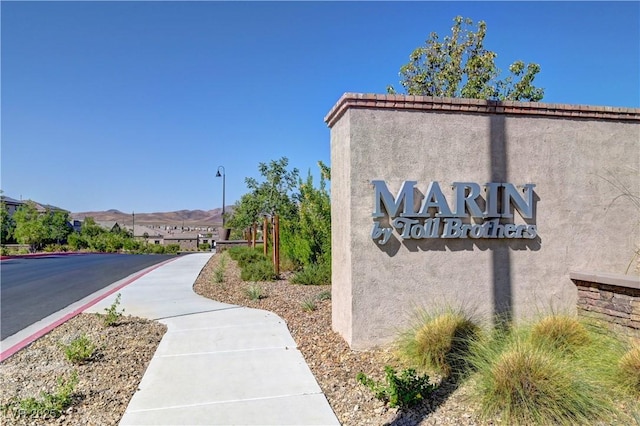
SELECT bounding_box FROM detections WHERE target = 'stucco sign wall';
[325,93,640,350]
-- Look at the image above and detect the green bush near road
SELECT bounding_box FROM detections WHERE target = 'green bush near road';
[1,371,78,419]
[62,335,96,364]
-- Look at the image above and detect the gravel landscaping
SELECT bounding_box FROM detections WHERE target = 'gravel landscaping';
[0,252,487,426]
[0,314,166,426]
[193,253,488,426]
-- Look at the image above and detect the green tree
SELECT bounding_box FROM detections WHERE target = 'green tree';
[245,157,299,220]
[281,162,331,267]
[228,157,300,235]
[43,209,72,245]
[0,198,15,244]
[388,16,544,102]
[12,202,48,252]
[80,217,104,239]
[225,192,264,234]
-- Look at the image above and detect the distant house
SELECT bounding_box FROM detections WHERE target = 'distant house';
[126,224,166,245]
[96,221,123,233]
[163,234,199,251]
[1,196,24,216]
[1,196,68,216]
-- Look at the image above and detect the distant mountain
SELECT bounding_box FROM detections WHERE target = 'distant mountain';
[71,207,231,227]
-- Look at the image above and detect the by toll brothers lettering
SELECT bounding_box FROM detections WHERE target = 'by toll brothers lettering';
[371,181,537,245]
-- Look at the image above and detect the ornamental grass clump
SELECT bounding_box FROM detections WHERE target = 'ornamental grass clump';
[244,283,265,301]
[397,308,480,378]
[619,343,640,395]
[467,314,632,425]
[530,314,590,353]
[469,334,613,425]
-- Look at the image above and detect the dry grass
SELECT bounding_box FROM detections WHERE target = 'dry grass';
[619,343,640,395]
[530,314,590,353]
[397,308,480,378]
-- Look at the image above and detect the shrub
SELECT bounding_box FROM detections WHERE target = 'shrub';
[236,249,270,268]
[150,244,166,254]
[199,243,211,251]
[619,343,640,395]
[357,366,434,409]
[62,335,95,364]
[1,371,78,419]
[101,293,124,326]
[165,244,180,254]
[43,244,65,253]
[397,308,480,378]
[122,238,141,252]
[290,262,331,285]
[227,245,245,259]
[240,260,276,281]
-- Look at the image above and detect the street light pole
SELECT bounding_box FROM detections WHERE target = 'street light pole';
[216,166,226,228]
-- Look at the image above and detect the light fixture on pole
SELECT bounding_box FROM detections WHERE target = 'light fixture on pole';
[215,166,226,228]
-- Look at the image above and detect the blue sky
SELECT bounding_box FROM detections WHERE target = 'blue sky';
[2,1,638,214]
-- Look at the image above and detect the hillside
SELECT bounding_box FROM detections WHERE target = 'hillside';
[71,207,228,227]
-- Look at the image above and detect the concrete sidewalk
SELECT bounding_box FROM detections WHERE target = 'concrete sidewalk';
[86,253,339,425]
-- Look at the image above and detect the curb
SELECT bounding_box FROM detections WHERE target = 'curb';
[0,256,178,362]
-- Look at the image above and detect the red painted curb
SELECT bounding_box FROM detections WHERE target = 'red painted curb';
[0,256,179,362]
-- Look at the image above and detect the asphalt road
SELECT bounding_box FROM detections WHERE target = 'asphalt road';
[0,253,176,339]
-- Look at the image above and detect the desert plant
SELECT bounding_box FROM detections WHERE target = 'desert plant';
[101,293,124,326]
[62,335,95,364]
[301,298,317,312]
[469,331,617,425]
[218,252,229,268]
[228,246,269,267]
[164,244,180,254]
[290,262,331,285]
[397,308,480,378]
[530,314,590,353]
[619,343,640,395]
[240,259,276,281]
[245,283,265,301]
[213,268,224,284]
[1,371,78,419]
[316,290,331,301]
[356,366,434,409]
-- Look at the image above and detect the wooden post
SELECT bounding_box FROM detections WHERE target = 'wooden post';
[273,214,280,276]
[263,216,269,257]
[252,222,257,248]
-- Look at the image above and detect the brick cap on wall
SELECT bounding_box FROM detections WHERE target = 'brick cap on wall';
[570,270,640,290]
[324,93,640,128]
